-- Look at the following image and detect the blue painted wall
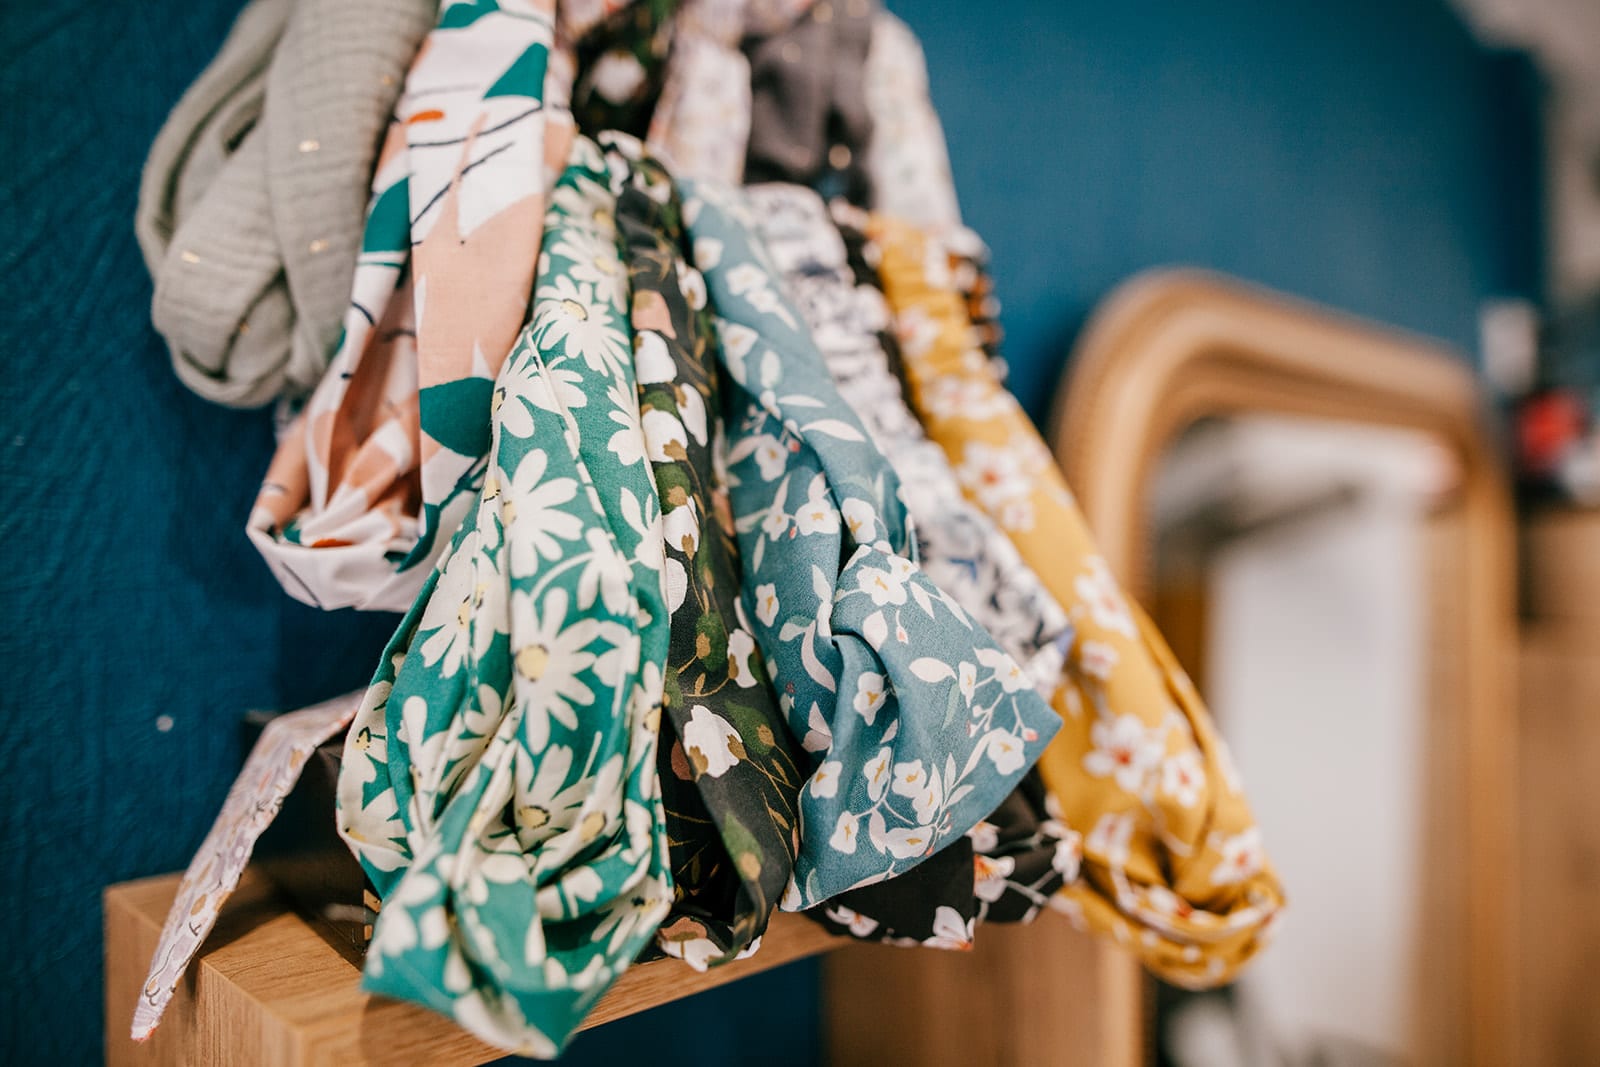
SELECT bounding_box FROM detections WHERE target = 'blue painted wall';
[0,0,1537,1062]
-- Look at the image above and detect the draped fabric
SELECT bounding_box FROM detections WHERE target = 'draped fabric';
[859,209,1285,987]
[617,149,806,969]
[678,178,1062,909]
[335,135,673,1054]
[135,0,435,408]
[247,0,578,612]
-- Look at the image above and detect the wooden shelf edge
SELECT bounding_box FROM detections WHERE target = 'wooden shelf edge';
[105,870,842,1067]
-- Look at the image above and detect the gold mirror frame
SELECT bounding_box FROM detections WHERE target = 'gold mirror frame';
[1048,269,1519,1066]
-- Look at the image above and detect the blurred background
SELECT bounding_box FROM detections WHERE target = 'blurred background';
[3,0,1598,1063]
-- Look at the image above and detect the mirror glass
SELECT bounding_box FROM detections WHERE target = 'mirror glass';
[1146,415,1462,1067]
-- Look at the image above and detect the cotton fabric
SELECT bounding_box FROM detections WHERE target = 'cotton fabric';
[136,0,434,407]
[861,210,1285,986]
[618,150,806,969]
[335,135,673,1055]
[679,179,1062,909]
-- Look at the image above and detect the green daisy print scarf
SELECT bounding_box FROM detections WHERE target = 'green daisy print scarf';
[334,134,672,1057]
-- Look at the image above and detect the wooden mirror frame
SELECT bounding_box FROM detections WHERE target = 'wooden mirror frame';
[1046,269,1519,1066]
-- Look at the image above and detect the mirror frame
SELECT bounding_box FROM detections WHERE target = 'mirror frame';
[1048,268,1519,1066]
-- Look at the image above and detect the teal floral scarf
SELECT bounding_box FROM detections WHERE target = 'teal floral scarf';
[678,177,1063,909]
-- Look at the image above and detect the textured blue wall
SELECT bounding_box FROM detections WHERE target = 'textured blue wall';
[0,0,1536,1063]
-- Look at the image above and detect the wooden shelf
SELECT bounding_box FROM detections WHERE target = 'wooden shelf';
[105,870,842,1066]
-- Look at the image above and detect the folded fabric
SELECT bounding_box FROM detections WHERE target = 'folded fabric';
[136,0,434,407]
[615,147,805,969]
[678,178,1062,909]
[248,0,577,611]
[335,134,672,1055]
[748,182,1082,931]
[860,209,1285,987]
[743,0,875,200]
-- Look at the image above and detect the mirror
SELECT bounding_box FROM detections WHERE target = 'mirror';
[1050,271,1518,1067]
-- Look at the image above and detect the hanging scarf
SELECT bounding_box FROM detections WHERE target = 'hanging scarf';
[247,0,583,612]
[676,178,1062,909]
[854,208,1285,987]
[616,147,806,969]
[135,0,436,408]
[335,134,672,1056]
[747,182,1084,931]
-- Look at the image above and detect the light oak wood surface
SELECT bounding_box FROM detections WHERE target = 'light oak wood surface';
[105,870,841,1067]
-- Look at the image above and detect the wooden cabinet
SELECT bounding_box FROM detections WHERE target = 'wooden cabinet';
[1518,510,1600,1067]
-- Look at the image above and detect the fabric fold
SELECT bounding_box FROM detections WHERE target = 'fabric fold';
[616,147,805,969]
[858,208,1285,987]
[335,134,672,1055]
[677,178,1062,909]
[136,0,434,407]
[247,0,576,611]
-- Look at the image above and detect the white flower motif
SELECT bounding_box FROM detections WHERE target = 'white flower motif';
[760,507,790,540]
[794,479,840,536]
[1078,639,1120,681]
[679,265,707,310]
[891,759,928,799]
[503,448,584,578]
[975,646,1029,692]
[682,704,744,778]
[509,587,600,751]
[753,583,780,627]
[829,810,860,854]
[665,557,688,614]
[752,437,788,481]
[1075,556,1137,639]
[418,544,477,677]
[512,742,584,844]
[676,384,708,446]
[985,730,1028,775]
[1161,750,1205,809]
[880,825,935,860]
[856,564,908,607]
[862,746,893,801]
[957,661,978,705]
[840,497,876,543]
[922,906,974,951]
[663,500,700,557]
[1211,828,1265,886]
[956,440,1032,512]
[726,629,759,688]
[853,672,887,725]
[633,331,676,384]
[1052,831,1083,882]
[533,274,629,373]
[801,701,832,753]
[1083,714,1165,794]
[974,854,1016,902]
[967,820,999,854]
[824,905,878,938]
[546,223,623,290]
[640,408,688,464]
[811,759,843,799]
[1086,811,1136,868]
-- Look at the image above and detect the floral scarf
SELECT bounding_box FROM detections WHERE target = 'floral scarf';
[677,178,1062,909]
[616,146,806,969]
[335,135,673,1055]
[860,209,1285,987]
[246,0,651,613]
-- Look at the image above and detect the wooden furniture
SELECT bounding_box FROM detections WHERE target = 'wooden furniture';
[1518,509,1600,1067]
[1046,270,1519,1066]
[105,871,840,1067]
